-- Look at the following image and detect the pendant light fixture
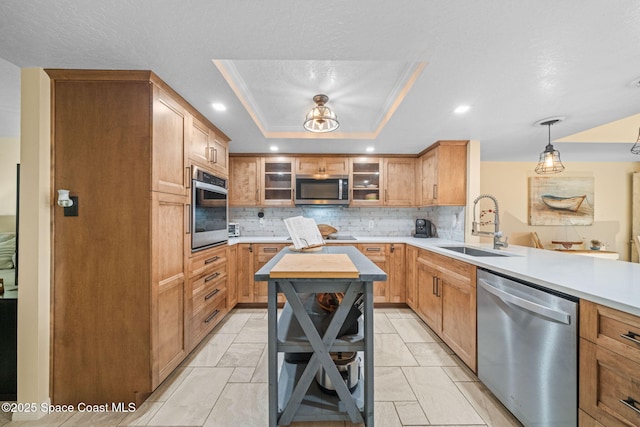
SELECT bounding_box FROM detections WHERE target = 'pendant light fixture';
[535,118,565,174]
[303,94,339,133]
[631,127,640,155]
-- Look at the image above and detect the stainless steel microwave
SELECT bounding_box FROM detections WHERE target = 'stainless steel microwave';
[294,175,349,205]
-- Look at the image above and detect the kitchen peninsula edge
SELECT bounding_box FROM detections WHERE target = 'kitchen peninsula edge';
[230,236,640,317]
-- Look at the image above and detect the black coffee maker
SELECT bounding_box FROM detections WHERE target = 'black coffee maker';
[414,219,436,238]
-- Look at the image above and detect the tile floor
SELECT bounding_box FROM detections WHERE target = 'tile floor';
[1,308,522,426]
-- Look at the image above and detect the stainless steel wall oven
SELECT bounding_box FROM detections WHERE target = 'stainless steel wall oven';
[191,167,228,251]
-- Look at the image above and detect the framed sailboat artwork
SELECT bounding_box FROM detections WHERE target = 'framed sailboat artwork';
[529,176,594,225]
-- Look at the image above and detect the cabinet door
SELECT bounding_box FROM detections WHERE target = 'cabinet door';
[405,245,418,310]
[324,158,349,175]
[227,245,238,308]
[152,191,188,387]
[254,244,287,303]
[153,87,188,196]
[190,116,211,168]
[236,244,255,303]
[359,244,389,303]
[229,157,261,206]
[351,158,382,206]
[384,158,415,206]
[388,244,406,302]
[263,157,294,206]
[436,143,467,205]
[209,135,229,178]
[296,157,348,175]
[416,256,441,332]
[420,149,438,205]
[296,157,323,174]
[439,258,476,372]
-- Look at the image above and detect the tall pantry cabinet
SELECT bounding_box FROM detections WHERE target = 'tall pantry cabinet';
[48,70,228,405]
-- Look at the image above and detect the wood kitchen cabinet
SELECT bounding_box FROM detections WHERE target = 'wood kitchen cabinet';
[357,243,405,303]
[580,301,640,427]
[415,249,477,371]
[227,245,238,308]
[188,245,228,350]
[350,158,382,205]
[405,245,419,310]
[235,243,287,304]
[383,158,415,206]
[262,157,295,206]
[295,156,349,175]
[418,140,467,206]
[190,115,230,178]
[48,70,230,405]
[229,156,261,207]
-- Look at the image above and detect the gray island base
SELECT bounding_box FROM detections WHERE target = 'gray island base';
[255,246,387,426]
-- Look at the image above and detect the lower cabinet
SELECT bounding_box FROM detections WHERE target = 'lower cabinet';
[357,243,405,303]
[580,300,640,427]
[236,243,286,303]
[405,245,419,310]
[415,249,477,372]
[187,245,229,350]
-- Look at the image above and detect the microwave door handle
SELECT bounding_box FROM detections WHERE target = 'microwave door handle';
[339,179,343,200]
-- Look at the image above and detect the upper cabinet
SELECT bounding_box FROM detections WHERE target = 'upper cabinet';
[262,157,295,206]
[383,158,415,206]
[189,115,229,178]
[350,158,382,206]
[296,157,349,175]
[418,140,467,206]
[350,157,415,207]
[229,157,261,207]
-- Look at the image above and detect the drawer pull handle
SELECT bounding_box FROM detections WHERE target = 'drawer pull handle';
[204,288,220,300]
[620,331,640,345]
[205,256,220,265]
[620,397,640,415]
[366,247,381,252]
[205,272,220,282]
[263,247,278,253]
[204,309,220,324]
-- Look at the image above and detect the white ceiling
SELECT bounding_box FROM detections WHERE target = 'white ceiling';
[1,0,640,162]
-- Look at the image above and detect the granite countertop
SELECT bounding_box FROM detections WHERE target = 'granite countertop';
[230,236,640,316]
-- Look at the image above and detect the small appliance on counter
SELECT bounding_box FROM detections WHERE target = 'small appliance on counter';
[228,223,240,237]
[414,219,437,238]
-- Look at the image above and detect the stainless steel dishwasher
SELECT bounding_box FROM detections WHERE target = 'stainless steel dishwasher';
[477,269,578,427]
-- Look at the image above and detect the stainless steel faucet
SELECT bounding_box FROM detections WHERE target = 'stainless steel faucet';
[472,194,509,249]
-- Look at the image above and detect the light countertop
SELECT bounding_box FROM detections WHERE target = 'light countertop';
[229,236,640,316]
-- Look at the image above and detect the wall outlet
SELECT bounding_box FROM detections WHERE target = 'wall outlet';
[368,220,374,229]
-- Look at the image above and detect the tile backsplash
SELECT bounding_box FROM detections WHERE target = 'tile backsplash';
[230,206,465,241]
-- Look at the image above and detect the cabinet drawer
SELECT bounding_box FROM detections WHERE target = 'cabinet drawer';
[191,295,227,342]
[255,244,286,262]
[580,339,640,426]
[189,246,227,277]
[359,244,388,257]
[192,271,227,316]
[581,300,640,362]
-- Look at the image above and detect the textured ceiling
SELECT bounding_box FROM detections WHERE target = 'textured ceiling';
[1,0,640,161]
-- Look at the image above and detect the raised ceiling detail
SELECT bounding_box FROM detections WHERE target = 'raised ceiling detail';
[555,113,640,143]
[213,60,426,139]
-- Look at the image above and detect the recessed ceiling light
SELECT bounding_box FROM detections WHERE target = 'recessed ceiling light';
[365,147,375,152]
[269,145,278,151]
[211,103,226,111]
[454,105,470,114]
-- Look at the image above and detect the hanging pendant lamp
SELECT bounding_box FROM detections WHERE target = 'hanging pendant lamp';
[631,127,640,155]
[535,118,565,174]
[303,94,339,133]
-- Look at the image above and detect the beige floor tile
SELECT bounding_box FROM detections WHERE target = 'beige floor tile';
[456,382,523,427]
[203,383,268,427]
[146,366,194,402]
[147,367,233,426]
[251,346,269,383]
[374,334,418,367]
[250,311,267,319]
[234,318,268,343]
[118,401,163,426]
[372,401,402,427]
[4,410,75,426]
[217,343,265,367]
[59,411,126,426]
[374,367,415,401]
[229,367,255,383]
[402,366,484,425]
[292,422,347,427]
[406,342,457,366]
[217,311,252,334]
[394,401,429,425]
[442,365,478,382]
[389,318,439,343]
[374,313,397,333]
[184,333,236,367]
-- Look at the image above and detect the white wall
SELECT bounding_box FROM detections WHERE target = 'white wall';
[0,137,20,231]
[481,161,640,261]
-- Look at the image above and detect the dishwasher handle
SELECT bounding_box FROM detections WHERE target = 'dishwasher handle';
[478,279,572,325]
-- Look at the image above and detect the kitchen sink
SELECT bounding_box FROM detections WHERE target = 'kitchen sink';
[437,246,508,257]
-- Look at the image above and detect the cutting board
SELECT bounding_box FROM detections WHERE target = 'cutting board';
[270,253,359,278]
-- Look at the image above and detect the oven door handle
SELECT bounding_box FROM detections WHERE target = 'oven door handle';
[478,279,571,325]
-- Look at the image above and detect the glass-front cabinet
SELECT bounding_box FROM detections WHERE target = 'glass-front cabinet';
[350,158,382,206]
[262,157,294,206]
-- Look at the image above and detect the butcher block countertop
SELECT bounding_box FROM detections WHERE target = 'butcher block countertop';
[254,246,387,282]
[232,236,640,317]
